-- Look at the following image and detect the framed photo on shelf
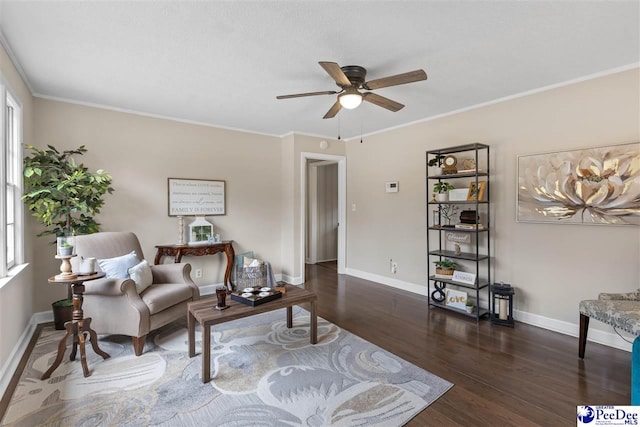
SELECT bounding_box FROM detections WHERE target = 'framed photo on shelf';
[467,181,486,201]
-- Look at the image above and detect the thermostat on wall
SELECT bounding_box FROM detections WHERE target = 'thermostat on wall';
[386,182,399,193]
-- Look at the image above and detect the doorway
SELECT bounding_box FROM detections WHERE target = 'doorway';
[307,161,338,265]
[300,152,346,281]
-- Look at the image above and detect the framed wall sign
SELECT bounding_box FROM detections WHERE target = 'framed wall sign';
[168,178,226,216]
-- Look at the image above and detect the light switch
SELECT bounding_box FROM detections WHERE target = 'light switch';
[351,203,357,211]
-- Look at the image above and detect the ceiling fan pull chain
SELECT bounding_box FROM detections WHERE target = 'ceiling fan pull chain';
[337,115,341,140]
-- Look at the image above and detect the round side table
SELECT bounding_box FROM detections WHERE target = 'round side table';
[42,272,110,379]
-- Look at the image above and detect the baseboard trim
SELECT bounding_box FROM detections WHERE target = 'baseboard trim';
[0,311,51,400]
[345,268,428,296]
[281,274,303,285]
[514,308,632,352]
[345,268,632,353]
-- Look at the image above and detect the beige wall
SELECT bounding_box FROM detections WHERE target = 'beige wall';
[345,68,640,339]
[31,99,284,311]
[0,41,35,373]
[29,102,345,310]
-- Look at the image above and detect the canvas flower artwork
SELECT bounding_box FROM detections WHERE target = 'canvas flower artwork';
[517,143,640,225]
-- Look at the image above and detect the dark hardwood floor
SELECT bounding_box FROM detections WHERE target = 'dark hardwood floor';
[1,263,629,426]
[304,262,631,426]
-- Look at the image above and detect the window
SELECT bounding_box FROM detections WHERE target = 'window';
[1,80,23,277]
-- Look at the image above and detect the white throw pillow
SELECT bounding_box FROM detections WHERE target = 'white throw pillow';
[128,260,153,294]
[97,251,139,278]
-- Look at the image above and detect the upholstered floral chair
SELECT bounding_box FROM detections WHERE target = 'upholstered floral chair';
[579,291,640,404]
[71,231,200,355]
[579,291,640,358]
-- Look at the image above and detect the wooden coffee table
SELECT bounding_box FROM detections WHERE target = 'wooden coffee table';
[187,285,317,383]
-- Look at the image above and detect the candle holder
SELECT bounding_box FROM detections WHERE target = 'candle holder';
[188,216,213,245]
[55,236,77,280]
[177,216,185,245]
[55,254,77,280]
[491,282,514,327]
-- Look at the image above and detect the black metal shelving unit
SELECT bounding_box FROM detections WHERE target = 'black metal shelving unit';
[426,143,491,319]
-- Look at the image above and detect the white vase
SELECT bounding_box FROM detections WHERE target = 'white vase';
[436,193,448,202]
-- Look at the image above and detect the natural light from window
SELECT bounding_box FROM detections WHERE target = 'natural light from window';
[1,79,23,278]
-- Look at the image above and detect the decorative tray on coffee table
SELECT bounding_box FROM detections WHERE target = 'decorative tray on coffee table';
[231,287,282,306]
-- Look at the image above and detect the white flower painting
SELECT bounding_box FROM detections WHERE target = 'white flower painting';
[517,143,640,225]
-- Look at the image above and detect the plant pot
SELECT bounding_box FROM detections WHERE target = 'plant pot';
[52,299,73,330]
[436,193,448,202]
[431,166,443,176]
[57,236,75,256]
[435,267,454,276]
[466,305,473,313]
[58,246,74,256]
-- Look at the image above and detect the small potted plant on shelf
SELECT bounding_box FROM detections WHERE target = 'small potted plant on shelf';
[434,259,457,276]
[466,298,474,313]
[56,236,75,256]
[428,155,445,175]
[433,182,454,202]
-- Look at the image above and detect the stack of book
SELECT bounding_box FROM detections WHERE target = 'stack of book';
[455,223,484,230]
[456,209,483,229]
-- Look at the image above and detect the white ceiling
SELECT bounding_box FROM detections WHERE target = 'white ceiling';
[0,1,638,140]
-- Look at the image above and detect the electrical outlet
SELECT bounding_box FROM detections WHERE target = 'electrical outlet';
[194,268,202,278]
[392,262,398,274]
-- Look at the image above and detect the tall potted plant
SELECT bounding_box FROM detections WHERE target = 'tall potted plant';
[23,144,114,328]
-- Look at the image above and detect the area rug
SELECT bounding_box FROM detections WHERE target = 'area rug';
[1,307,452,426]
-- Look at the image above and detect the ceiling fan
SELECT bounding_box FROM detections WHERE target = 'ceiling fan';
[276,61,428,119]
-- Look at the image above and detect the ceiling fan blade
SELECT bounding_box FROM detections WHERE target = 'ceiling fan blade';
[323,100,342,119]
[363,69,427,90]
[319,61,351,86]
[277,90,338,100]
[363,92,404,112]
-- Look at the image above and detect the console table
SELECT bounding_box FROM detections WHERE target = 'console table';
[154,241,235,290]
[43,273,110,379]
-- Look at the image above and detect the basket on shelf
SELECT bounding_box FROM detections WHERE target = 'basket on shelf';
[235,264,267,288]
[435,267,454,276]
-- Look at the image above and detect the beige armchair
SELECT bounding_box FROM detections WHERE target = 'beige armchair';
[71,231,200,355]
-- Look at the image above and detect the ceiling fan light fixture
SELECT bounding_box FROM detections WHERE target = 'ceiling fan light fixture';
[339,91,362,109]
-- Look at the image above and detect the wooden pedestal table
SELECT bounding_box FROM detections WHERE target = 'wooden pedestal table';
[188,285,318,383]
[42,273,110,379]
[154,241,235,290]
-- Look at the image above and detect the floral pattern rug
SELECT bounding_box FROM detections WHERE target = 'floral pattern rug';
[2,307,452,426]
